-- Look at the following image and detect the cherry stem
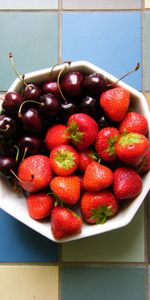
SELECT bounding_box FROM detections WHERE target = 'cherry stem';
[0,124,10,132]
[108,63,140,87]
[22,147,28,160]
[13,145,20,162]
[9,53,28,88]
[49,60,72,79]
[57,61,72,104]
[10,169,34,184]
[18,100,44,118]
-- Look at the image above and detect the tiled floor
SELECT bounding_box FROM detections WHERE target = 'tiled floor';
[0,1,150,300]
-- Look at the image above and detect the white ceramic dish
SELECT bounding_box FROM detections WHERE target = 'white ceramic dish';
[0,61,150,243]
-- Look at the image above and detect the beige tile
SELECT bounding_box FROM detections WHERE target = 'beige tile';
[62,0,141,10]
[145,93,150,108]
[145,0,150,8]
[0,0,58,9]
[0,266,58,300]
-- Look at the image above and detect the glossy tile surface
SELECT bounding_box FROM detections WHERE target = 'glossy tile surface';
[62,0,141,10]
[144,12,150,91]
[62,12,142,90]
[0,266,58,300]
[0,12,58,90]
[62,205,144,262]
[61,266,146,300]
[0,210,59,262]
[0,0,58,9]
[145,0,150,8]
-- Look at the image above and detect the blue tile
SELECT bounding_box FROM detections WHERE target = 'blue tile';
[0,209,59,262]
[61,266,146,300]
[0,12,58,91]
[62,12,142,90]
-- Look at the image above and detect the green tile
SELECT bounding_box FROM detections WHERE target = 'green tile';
[0,12,58,91]
[62,205,144,262]
[144,12,150,91]
[61,266,146,300]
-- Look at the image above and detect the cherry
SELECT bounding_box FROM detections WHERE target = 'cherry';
[78,96,101,120]
[0,156,17,177]
[97,115,114,129]
[23,83,41,100]
[61,102,77,122]
[18,134,42,155]
[2,92,24,115]
[42,81,60,98]
[60,71,84,100]
[39,93,61,116]
[19,108,43,133]
[83,73,108,97]
[0,115,16,138]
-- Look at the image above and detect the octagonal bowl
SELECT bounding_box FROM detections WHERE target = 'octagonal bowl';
[0,60,150,243]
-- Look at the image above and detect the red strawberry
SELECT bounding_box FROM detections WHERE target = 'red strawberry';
[51,206,82,240]
[100,86,130,121]
[18,155,53,192]
[80,190,118,224]
[119,111,148,136]
[50,144,79,176]
[67,113,98,150]
[83,161,113,192]
[78,149,99,172]
[95,127,120,161]
[45,124,69,150]
[50,176,80,205]
[27,193,54,220]
[115,132,149,166]
[136,150,150,174]
[113,167,143,199]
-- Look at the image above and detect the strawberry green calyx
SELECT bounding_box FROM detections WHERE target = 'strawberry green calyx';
[119,132,143,147]
[66,120,84,143]
[106,135,118,156]
[90,205,113,224]
[54,149,76,169]
[88,150,100,162]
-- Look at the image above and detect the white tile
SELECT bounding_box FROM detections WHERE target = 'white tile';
[62,0,141,10]
[0,0,58,10]
[145,0,150,8]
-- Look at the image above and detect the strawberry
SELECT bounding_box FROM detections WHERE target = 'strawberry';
[95,127,120,161]
[78,149,99,172]
[115,132,149,166]
[27,193,54,220]
[17,155,53,192]
[83,161,113,192]
[119,111,148,136]
[100,86,130,121]
[136,149,150,174]
[113,167,143,199]
[51,206,82,240]
[67,113,98,150]
[49,144,79,176]
[45,124,69,151]
[50,175,80,205]
[80,190,118,224]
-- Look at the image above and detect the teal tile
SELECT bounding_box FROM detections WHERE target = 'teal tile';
[62,205,144,262]
[0,12,58,91]
[144,12,150,91]
[62,0,141,10]
[61,266,146,300]
[0,0,58,9]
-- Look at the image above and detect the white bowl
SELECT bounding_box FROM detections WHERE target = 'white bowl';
[0,61,150,243]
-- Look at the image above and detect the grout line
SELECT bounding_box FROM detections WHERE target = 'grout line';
[58,0,62,63]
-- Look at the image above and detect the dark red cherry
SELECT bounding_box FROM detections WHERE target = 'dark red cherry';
[61,102,77,122]
[0,115,16,138]
[39,93,61,116]
[23,83,41,100]
[60,71,84,100]
[42,81,60,98]
[2,92,23,114]
[0,156,17,177]
[18,134,41,155]
[78,96,101,120]
[19,108,43,133]
[97,115,112,129]
[83,72,108,96]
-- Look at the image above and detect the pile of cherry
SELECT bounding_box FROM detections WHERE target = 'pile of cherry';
[0,61,150,240]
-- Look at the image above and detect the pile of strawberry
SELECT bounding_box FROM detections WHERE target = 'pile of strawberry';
[16,86,150,240]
